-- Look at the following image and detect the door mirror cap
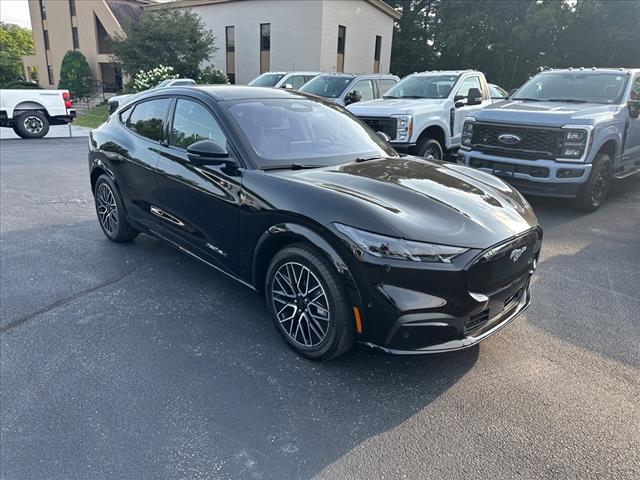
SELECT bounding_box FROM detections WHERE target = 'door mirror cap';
[281,83,293,90]
[466,87,483,106]
[186,140,232,165]
[629,99,640,119]
[376,131,391,143]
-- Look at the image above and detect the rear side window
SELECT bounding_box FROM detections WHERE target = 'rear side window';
[127,98,171,141]
[378,79,398,95]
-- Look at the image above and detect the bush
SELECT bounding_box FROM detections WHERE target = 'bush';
[131,65,178,92]
[2,79,41,89]
[198,66,228,84]
[58,50,93,99]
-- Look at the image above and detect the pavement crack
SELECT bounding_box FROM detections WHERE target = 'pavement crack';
[0,260,147,334]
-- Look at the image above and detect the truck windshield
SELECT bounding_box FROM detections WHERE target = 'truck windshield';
[299,76,354,98]
[250,74,286,87]
[513,72,629,104]
[383,74,459,99]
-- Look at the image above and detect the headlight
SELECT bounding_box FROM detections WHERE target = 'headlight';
[558,127,591,161]
[391,114,413,143]
[461,119,475,147]
[334,223,468,263]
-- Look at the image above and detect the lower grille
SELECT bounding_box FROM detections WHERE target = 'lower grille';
[470,158,550,178]
[465,310,490,333]
[466,229,541,294]
[358,116,397,141]
[472,122,560,158]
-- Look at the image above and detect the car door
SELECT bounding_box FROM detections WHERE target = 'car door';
[108,97,171,231]
[451,75,491,145]
[622,75,640,165]
[155,96,243,274]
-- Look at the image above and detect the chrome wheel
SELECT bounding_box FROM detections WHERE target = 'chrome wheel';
[271,262,330,348]
[95,183,119,235]
[23,116,44,134]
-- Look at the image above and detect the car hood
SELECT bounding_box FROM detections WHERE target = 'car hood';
[347,98,446,116]
[275,157,538,249]
[473,100,620,126]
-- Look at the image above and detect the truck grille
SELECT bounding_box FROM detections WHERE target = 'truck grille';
[357,116,397,141]
[471,122,560,158]
[466,229,541,294]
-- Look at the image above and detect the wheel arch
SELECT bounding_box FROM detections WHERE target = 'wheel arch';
[13,101,49,117]
[416,124,447,148]
[596,138,618,162]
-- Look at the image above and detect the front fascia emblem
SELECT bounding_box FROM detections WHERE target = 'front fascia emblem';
[510,246,527,262]
[498,133,522,145]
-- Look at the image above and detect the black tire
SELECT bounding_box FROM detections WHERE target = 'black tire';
[93,174,138,242]
[14,111,49,139]
[265,243,355,360]
[572,153,613,213]
[415,138,444,160]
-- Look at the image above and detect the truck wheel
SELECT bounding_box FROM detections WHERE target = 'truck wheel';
[571,153,613,213]
[14,111,49,139]
[416,138,443,161]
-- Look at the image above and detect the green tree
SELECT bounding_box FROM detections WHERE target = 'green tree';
[113,8,216,79]
[198,65,228,84]
[58,50,93,98]
[0,22,35,87]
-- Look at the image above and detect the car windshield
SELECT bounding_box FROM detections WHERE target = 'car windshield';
[384,74,459,99]
[249,74,286,87]
[512,72,629,104]
[299,76,354,98]
[226,98,396,168]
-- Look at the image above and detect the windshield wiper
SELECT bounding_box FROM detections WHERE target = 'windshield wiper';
[382,95,399,99]
[355,155,384,163]
[399,95,429,99]
[261,163,325,171]
[546,98,588,103]
[511,97,542,102]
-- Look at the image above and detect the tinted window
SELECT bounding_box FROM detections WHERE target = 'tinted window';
[348,80,375,102]
[300,76,353,98]
[287,75,307,90]
[249,73,285,87]
[513,72,629,104]
[227,98,396,167]
[127,98,170,141]
[170,99,227,149]
[489,84,508,99]
[385,74,459,99]
[630,76,640,101]
[378,79,397,95]
[456,76,482,98]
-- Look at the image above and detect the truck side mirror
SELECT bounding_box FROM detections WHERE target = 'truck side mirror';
[345,90,362,105]
[466,88,483,106]
[281,83,293,90]
[629,99,640,119]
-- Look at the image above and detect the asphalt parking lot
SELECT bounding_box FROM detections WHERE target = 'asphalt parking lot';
[1,137,639,480]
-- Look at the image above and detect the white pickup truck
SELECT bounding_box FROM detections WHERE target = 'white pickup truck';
[0,89,76,138]
[347,70,493,160]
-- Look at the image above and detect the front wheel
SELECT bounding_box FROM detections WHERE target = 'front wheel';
[416,138,443,161]
[265,244,355,360]
[572,153,613,213]
[93,174,138,242]
[14,111,49,139]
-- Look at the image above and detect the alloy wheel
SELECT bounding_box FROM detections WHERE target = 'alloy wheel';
[96,183,119,235]
[591,166,611,206]
[423,146,440,160]
[24,116,44,134]
[271,262,331,347]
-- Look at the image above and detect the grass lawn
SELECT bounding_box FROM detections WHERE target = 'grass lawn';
[73,103,110,129]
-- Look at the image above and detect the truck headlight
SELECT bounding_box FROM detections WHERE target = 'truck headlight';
[461,120,475,147]
[392,114,413,143]
[558,127,592,161]
[334,223,468,263]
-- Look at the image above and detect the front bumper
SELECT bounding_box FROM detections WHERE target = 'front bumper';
[457,149,592,198]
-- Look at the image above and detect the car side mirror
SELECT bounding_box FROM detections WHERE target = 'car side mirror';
[186,140,232,165]
[281,83,293,90]
[629,99,640,119]
[376,131,391,143]
[466,88,483,106]
[454,94,465,102]
[345,90,362,105]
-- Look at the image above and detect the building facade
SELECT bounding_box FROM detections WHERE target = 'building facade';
[22,0,148,92]
[148,0,399,84]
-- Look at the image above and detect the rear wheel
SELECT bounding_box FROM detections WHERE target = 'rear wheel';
[14,111,49,139]
[93,174,138,242]
[265,244,355,360]
[416,138,443,161]
[572,153,613,212]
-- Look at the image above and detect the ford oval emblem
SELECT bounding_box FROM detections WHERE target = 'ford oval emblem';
[498,133,521,145]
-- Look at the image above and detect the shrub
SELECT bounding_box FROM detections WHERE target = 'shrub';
[58,50,93,99]
[131,65,178,92]
[198,66,228,84]
[2,79,41,89]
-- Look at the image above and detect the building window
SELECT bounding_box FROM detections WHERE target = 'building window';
[72,27,79,49]
[226,26,235,84]
[95,15,113,54]
[69,0,76,17]
[260,23,270,74]
[374,35,382,73]
[47,65,54,85]
[39,0,46,20]
[337,25,346,73]
[43,30,50,50]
